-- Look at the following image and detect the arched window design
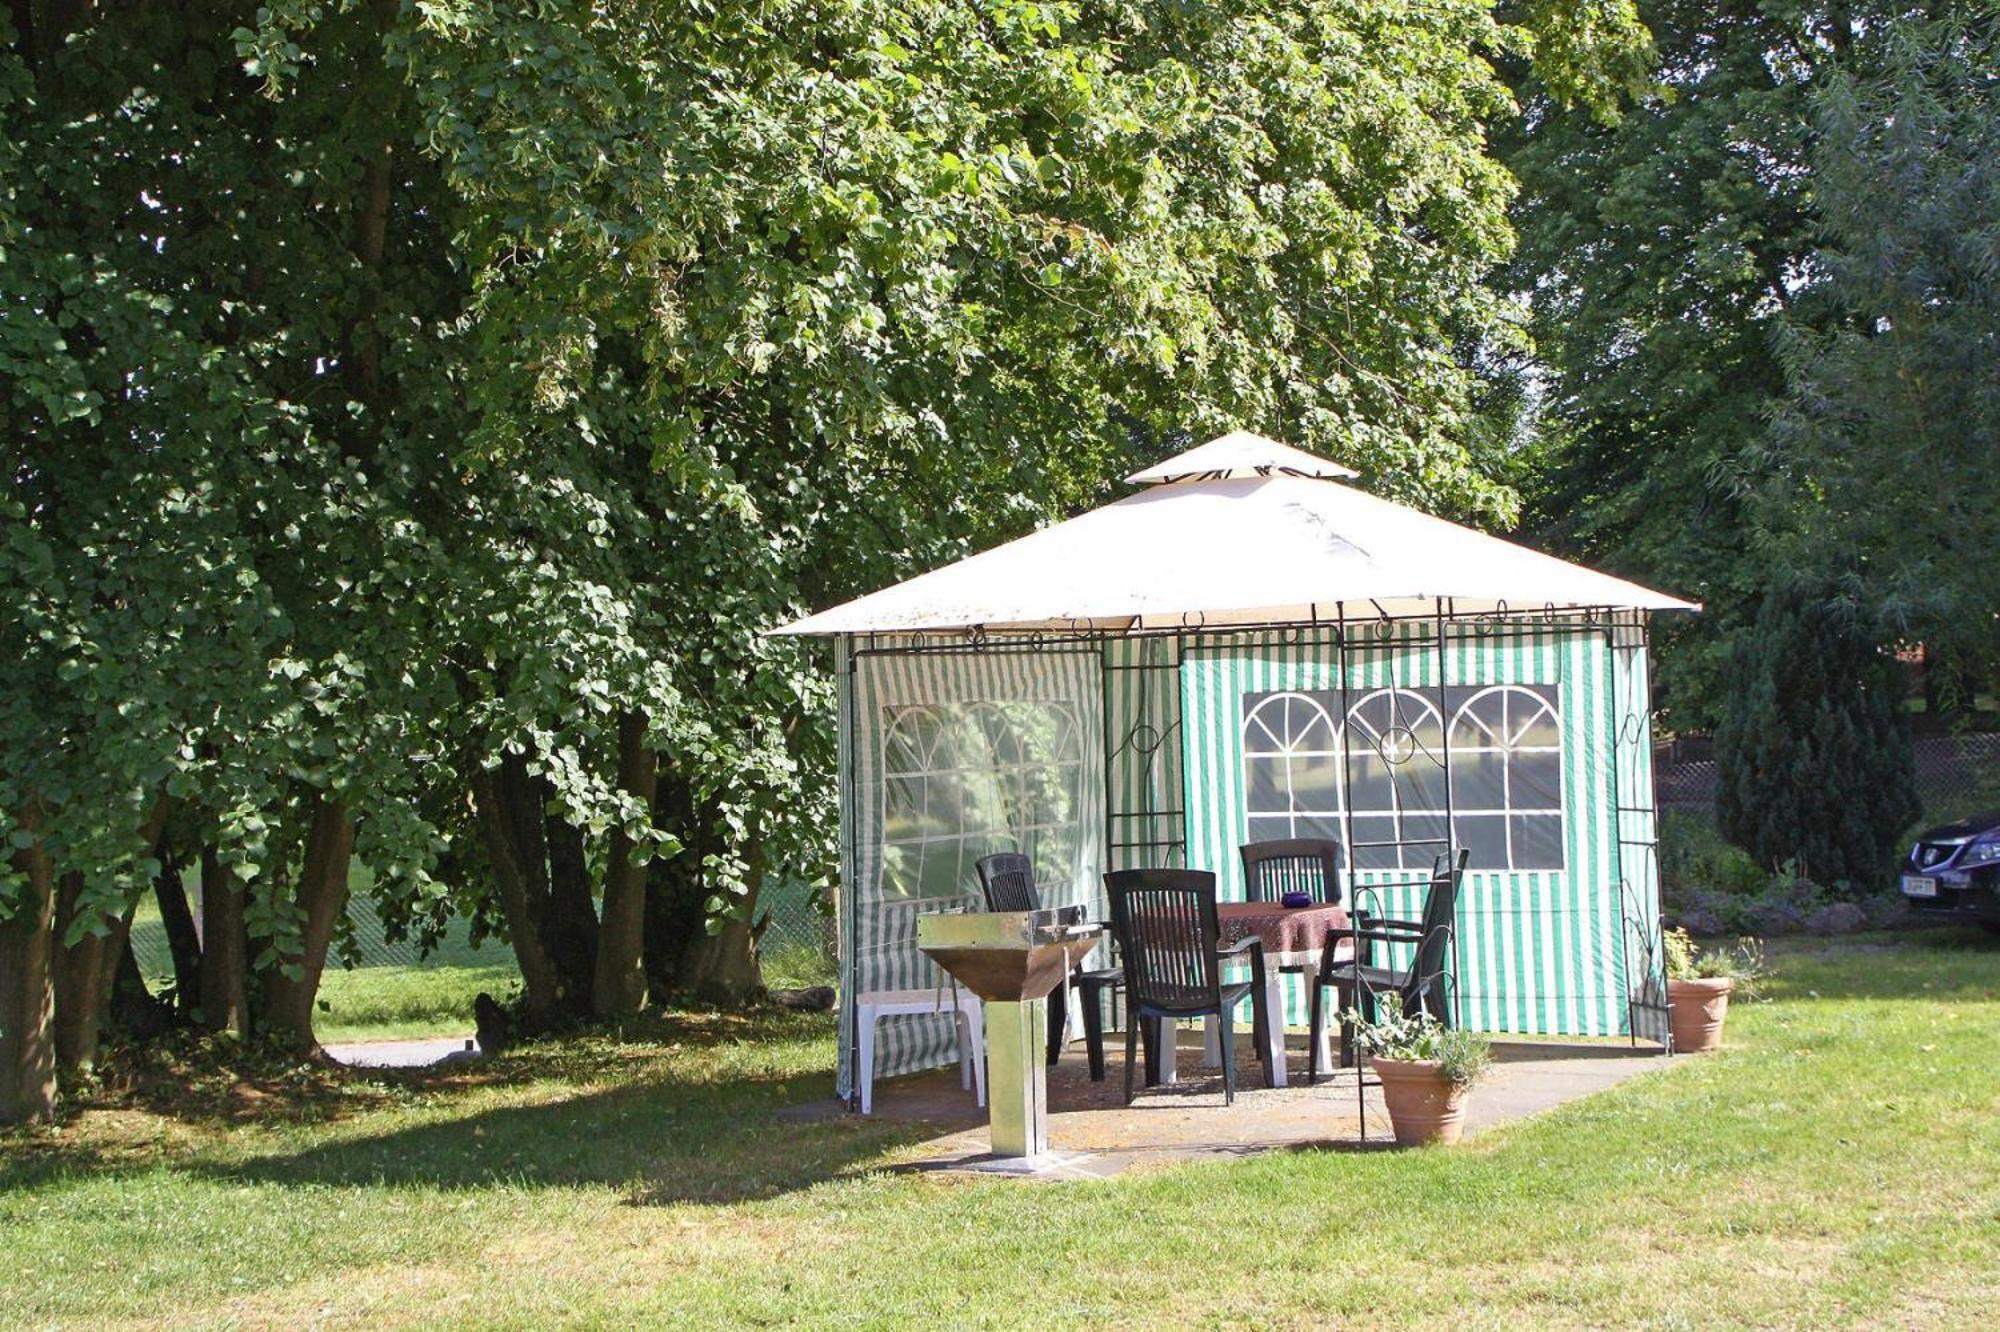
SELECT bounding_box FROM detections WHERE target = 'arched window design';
[1240,682,1567,873]
[1448,686,1564,870]
[1344,689,1448,870]
[1242,692,1342,845]
[881,700,1084,901]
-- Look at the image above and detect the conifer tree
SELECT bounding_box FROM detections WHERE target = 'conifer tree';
[1715,580,1919,892]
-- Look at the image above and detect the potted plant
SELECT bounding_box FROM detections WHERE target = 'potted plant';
[1345,994,1492,1146]
[1664,927,1763,1053]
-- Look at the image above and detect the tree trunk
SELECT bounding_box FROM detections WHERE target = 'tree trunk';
[593,714,660,1018]
[45,790,172,1073]
[198,842,247,1035]
[100,902,138,1017]
[154,844,202,1012]
[678,910,767,1004]
[468,763,561,1027]
[257,797,355,1053]
[541,790,598,1008]
[50,871,117,1074]
[677,828,768,1005]
[98,800,179,1040]
[1,807,58,1124]
[107,933,174,1040]
[643,772,709,1002]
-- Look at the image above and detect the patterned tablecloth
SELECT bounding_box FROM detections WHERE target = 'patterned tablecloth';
[1214,901,1349,963]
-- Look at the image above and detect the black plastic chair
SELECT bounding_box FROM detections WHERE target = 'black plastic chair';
[1239,837,1343,988]
[1105,868,1274,1105]
[1239,838,1344,907]
[1306,848,1467,1082]
[975,852,1121,1081]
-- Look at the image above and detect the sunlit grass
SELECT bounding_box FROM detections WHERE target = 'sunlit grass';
[313,963,521,1043]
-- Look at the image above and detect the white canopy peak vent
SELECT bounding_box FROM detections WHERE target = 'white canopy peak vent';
[1125,430,1359,485]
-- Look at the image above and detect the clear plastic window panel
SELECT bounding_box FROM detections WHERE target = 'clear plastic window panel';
[1240,683,1566,872]
[879,699,1086,906]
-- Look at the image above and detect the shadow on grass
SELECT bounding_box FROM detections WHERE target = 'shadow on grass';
[193,1066,939,1207]
[1,1008,942,1208]
[19,934,1992,1207]
[0,1137,128,1194]
[166,1008,948,1207]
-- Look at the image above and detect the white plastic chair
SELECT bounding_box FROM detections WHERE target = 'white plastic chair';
[855,895,987,1115]
[855,986,986,1115]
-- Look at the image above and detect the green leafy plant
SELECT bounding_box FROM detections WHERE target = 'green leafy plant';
[1663,927,1765,998]
[1660,810,1767,907]
[1343,993,1492,1088]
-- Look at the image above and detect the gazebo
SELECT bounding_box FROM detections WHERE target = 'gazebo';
[775,432,1697,1100]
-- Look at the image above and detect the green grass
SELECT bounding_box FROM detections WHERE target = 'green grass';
[313,964,522,1043]
[5,930,1997,1329]
[310,940,832,1043]
[761,938,838,991]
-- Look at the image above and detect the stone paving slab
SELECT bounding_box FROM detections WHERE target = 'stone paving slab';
[325,1035,482,1069]
[789,1031,1672,1178]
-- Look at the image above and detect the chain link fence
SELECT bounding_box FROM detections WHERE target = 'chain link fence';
[758,877,832,949]
[755,877,837,985]
[129,890,510,982]
[1657,732,2000,823]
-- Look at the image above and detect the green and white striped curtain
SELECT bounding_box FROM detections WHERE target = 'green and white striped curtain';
[835,640,1105,1098]
[1179,623,1641,1036]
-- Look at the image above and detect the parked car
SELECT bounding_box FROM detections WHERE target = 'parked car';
[1902,810,2000,933]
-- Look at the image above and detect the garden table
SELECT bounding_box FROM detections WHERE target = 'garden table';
[1144,900,1349,1090]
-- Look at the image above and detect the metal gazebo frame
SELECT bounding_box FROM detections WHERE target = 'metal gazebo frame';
[836,599,1675,1108]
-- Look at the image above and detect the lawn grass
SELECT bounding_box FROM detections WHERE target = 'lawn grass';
[4,929,1997,1329]
[315,942,829,1044]
[313,964,522,1043]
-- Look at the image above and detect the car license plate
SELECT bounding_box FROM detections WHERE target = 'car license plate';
[1901,874,1938,899]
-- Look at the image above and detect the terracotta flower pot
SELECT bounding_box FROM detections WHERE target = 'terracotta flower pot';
[1667,976,1734,1053]
[1372,1056,1469,1146]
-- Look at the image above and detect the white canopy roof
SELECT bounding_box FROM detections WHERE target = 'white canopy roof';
[776,434,1695,636]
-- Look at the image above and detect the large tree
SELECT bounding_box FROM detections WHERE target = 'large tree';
[1501,0,1851,727]
[3,0,478,1074]
[0,0,679,1087]
[1761,12,2000,693]
[1504,1,1997,729]
[4,0,1646,1120]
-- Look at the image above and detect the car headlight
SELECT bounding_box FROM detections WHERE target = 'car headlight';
[1960,838,2000,866]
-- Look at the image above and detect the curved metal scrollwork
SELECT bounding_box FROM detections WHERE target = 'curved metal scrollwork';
[1618,875,1671,1052]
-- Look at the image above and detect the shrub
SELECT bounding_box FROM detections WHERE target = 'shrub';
[1660,809,1809,934]
[1660,809,1766,910]
[1714,579,1920,894]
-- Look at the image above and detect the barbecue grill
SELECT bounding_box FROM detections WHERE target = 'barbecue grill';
[917,904,1105,1158]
